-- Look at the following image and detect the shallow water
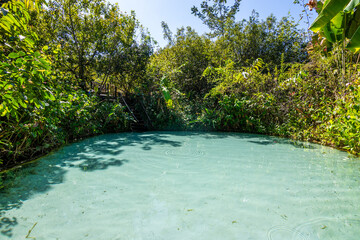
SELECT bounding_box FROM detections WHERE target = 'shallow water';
[0,132,360,240]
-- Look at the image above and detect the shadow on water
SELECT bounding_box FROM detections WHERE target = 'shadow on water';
[248,139,318,149]
[0,132,183,237]
[176,131,318,150]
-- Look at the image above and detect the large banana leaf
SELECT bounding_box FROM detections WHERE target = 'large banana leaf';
[347,25,360,51]
[344,0,360,12]
[331,11,344,29]
[346,1,360,51]
[309,0,360,51]
[323,22,343,42]
[346,6,360,38]
[310,0,351,32]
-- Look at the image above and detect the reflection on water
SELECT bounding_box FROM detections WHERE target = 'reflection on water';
[0,132,359,240]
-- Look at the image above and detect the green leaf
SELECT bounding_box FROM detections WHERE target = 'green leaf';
[7,14,22,28]
[347,25,360,51]
[8,52,19,58]
[16,58,25,64]
[38,58,51,70]
[19,77,25,85]
[24,37,35,47]
[346,8,360,38]
[49,93,56,101]
[162,87,171,102]
[0,107,8,117]
[344,0,360,12]
[11,98,19,108]
[331,12,344,29]
[19,100,27,109]
[34,101,40,108]
[18,51,26,57]
[24,55,33,60]
[310,0,351,32]
[34,51,41,57]
[0,22,10,33]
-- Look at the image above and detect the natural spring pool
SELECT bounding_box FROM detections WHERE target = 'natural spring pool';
[0,132,360,240]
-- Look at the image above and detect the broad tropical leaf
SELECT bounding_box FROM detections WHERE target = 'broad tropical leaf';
[346,7,360,38]
[310,0,351,32]
[344,0,360,12]
[347,25,360,51]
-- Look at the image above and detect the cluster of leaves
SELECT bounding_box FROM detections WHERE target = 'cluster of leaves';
[38,0,153,92]
[148,2,308,128]
[146,0,360,155]
[327,83,360,153]
[227,12,308,68]
[149,27,216,100]
[157,44,360,154]
[191,0,241,38]
[1,0,55,166]
[310,0,360,51]
[0,0,149,169]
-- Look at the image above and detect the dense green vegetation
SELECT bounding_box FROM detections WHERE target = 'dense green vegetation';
[1,0,360,172]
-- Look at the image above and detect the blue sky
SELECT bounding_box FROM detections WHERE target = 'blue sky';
[109,0,316,47]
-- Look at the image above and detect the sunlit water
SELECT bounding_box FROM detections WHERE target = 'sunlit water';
[0,132,360,240]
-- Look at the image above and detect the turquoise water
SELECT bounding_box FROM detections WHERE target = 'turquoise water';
[0,132,360,240]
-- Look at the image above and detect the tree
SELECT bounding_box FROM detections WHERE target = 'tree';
[161,21,174,46]
[219,11,308,68]
[149,27,215,99]
[103,33,153,94]
[0,0,59,165]
[191,0,241,38]
[39,0,139,91]
[0,0,53,120]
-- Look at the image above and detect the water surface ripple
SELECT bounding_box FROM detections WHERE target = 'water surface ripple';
[0,132,359,240]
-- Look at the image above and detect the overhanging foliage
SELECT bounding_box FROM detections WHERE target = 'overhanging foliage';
[310,0,360,51]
